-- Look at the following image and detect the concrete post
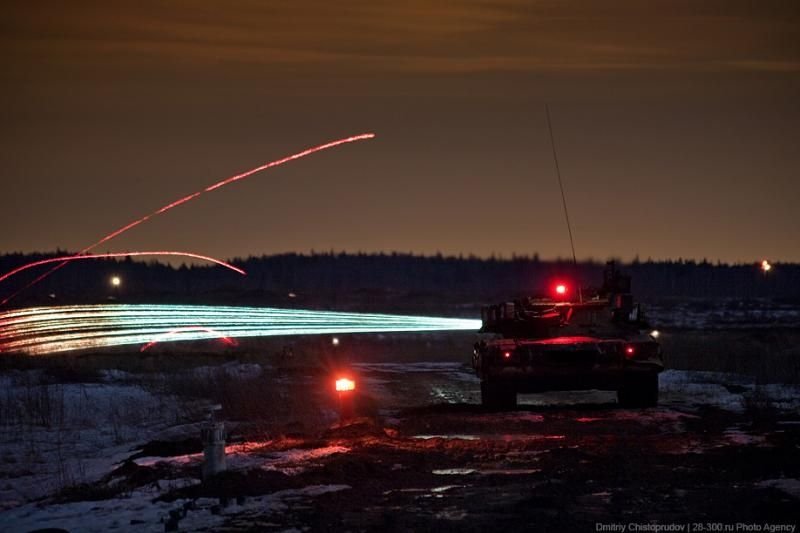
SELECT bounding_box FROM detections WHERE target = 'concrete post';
[201,422,226,479]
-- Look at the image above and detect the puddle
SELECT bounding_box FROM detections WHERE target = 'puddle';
[413,434,480,441]
[505,450,550,460]
[384,485,467,495]
[432,468,540,476]
[415,434,564,442]
[383,488,428,495]
[479,468,541,475]
[496,434,566,442]
[433,468,477,475]
[436,507,468,520]
[511,413,545,423]
[431,485,463,493]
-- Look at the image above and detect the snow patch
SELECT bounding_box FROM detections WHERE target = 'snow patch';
[722,428,768,447]
[1,483,350,532]
[755,478,800,499]
[0,379,196,506]
[134,444,350,475]
[659,370,750,412]
[758,384,800,411]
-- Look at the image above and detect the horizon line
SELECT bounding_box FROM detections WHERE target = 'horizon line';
[0,249,790,268]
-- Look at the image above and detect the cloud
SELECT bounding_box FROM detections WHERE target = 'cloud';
[3,0,799,78]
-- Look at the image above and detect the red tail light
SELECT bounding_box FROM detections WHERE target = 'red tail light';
[623,343,659,360]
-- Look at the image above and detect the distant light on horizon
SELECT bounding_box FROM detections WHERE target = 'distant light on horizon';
[761,260,772,273]
[110,276,121,287]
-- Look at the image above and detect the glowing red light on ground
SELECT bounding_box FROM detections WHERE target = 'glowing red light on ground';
[503,351,511,359]
[0,251,246,285]
[140,326,238,352]
[625,346,635,357]
[1,133,376,305]
[555,284,567,295]
[335,377,356,392]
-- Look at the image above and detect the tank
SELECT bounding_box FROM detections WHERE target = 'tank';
[472,262,663,409]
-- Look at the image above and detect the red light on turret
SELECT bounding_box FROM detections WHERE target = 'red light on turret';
[553,283,569,298]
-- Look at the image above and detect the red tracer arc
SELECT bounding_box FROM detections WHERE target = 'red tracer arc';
[0,251,246,285]
[1,133,375,305]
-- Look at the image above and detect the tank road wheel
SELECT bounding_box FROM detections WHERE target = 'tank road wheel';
[481,381,517,410]
[617,373,659,408]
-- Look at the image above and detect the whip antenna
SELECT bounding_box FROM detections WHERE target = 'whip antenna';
[545,104,582,302]
[545,104,577,266]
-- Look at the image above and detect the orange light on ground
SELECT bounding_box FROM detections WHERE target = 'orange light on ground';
[761,260,772,273]
[335,378,356,392]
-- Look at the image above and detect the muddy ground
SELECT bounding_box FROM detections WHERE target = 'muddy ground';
[221,364,800,531]
[3,360,800,532]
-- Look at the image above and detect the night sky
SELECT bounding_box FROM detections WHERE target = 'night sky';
[2,1,798,263]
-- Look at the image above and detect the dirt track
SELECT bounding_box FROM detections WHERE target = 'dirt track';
[4,362,799,532]
[180,363,800,531]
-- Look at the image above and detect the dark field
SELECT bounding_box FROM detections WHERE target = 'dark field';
[1,324,799,531]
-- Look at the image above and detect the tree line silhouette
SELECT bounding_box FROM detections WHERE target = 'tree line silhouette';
[0,251,796,311]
